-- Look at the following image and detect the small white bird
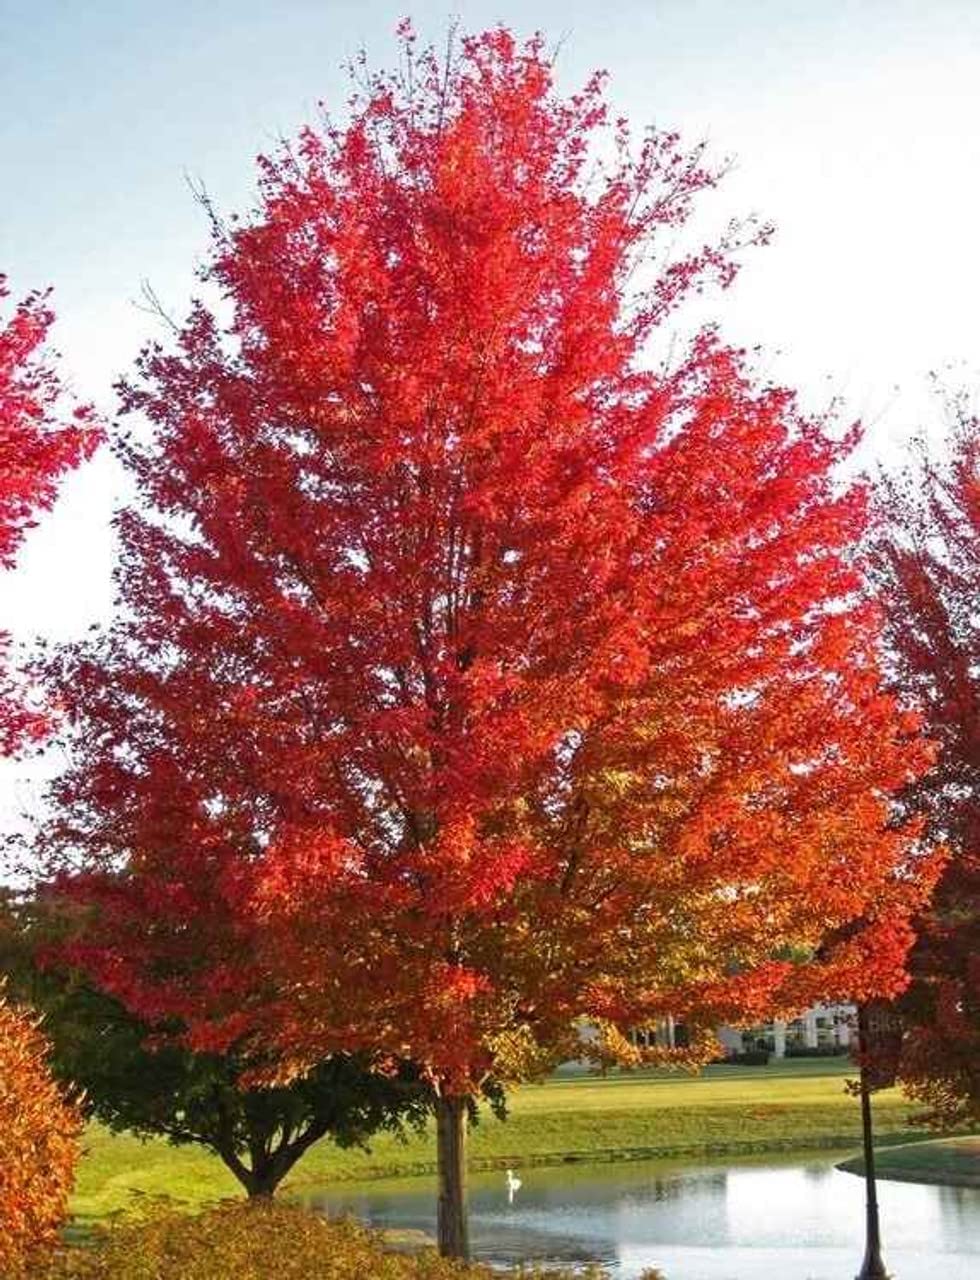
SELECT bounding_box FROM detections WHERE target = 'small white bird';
[505,1168,522,1201]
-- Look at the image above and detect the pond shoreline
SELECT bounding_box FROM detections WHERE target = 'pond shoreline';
[282,1129,924,1191]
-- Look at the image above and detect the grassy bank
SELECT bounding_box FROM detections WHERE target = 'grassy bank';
[839,1135,980,1188]
[72,1058,925,1230]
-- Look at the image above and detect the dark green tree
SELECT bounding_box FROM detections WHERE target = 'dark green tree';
[0,890,431,1199]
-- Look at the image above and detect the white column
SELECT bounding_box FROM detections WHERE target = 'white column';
[804,1009,819,1048]
[773,1019,787,1058]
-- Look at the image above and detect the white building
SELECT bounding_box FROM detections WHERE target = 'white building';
[624,1003,856,1059]
[572,1002,856,1070]
[715,1002,855,1058]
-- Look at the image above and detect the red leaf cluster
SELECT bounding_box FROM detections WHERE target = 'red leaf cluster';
[0,277,101,754]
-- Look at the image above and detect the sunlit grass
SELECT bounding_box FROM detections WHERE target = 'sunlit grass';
[839,1134,980,1187]
[71,1058,924,1227]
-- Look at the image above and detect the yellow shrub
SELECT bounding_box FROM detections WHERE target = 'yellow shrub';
[39,1201,665,1279]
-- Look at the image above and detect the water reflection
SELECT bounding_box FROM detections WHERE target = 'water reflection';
[299,1150,980,1279]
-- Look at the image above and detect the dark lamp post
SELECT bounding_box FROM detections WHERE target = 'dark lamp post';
[854,1000,903,1280]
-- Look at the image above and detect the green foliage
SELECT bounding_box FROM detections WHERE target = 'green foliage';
[60,986,426,1166]
[783,1043,848,1058]
[716,1050,770,1066]
[38,1201,664,1279]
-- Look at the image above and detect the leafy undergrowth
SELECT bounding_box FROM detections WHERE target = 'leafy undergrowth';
[38,1201,664,1279]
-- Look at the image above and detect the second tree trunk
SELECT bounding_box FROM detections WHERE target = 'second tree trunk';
[435,1093,469,1258]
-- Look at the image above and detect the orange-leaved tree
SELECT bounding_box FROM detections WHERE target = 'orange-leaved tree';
[44,28,937,1257]
[0,276,95,1274]
[0,990,82,1276]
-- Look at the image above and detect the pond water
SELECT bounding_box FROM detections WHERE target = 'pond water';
[299,1150,980,1279]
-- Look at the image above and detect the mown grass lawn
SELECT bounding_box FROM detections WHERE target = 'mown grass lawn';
[71,1057,927,1230]
[839,1134,980,1187]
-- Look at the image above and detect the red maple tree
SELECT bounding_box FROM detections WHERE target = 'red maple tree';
[0,277,99,754]
[44,29,937,1256]
[874,404,980,1127]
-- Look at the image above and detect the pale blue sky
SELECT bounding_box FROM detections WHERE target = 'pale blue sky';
[2,0,980,821]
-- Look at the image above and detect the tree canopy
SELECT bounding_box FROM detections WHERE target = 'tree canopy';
[874,404,980,1127]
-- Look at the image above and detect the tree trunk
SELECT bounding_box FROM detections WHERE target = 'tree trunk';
[219,1148,284,1200]
[434,1094,469,1259]
[231,1127,328,1200]
[244,1167,280,1199]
